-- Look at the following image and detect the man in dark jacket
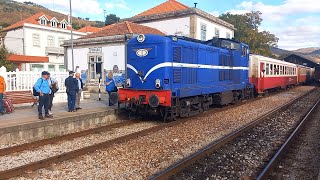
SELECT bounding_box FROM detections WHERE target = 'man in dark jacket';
[65,71,79,112]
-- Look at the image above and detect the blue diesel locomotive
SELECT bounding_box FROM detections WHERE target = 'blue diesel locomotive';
[116,34,254,121]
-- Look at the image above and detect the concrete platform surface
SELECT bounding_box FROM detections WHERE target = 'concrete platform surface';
[0,93,118,145]
[0,93,112,128]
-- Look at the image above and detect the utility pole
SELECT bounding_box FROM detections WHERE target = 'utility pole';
[69,0,74,71]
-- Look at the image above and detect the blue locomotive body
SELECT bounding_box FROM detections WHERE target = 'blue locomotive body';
[118,34,253,120]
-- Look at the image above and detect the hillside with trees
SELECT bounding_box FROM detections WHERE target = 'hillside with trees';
[0,0,103,30]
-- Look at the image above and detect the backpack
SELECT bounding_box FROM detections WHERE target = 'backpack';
[33,78,43,96]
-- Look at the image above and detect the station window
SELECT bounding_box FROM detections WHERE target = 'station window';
[40,18,47,25]
[266,63,269,75]
[200,23,207,41]
[215,28,220,38]
[32,33,40,47]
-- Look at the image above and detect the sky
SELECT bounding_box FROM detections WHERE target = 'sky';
[15,0,320,50]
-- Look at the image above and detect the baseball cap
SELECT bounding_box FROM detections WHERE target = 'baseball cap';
[41,71,49,75]
[69,71,75,75]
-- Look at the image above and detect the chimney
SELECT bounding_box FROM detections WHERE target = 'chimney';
[194,3,198,8]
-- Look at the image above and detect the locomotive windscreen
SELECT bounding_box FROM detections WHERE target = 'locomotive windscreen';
[206,38,240,50]
[220,40,240,50]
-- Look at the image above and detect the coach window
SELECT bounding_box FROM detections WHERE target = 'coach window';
[270,64,273,75]
[266,63,269,75]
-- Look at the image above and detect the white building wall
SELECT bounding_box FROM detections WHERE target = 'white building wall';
[4,29,24,54]
[196,17,234,40]
[67,44,125,73]
[23,24,84,65]
[141,17,190,36]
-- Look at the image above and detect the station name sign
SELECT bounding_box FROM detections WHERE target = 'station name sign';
[89,47,102,53]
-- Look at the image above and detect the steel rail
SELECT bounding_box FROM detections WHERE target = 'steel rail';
[0,120,140,156]
[256,96,320,180]
[150,89,315,180]
[0,116,189,179]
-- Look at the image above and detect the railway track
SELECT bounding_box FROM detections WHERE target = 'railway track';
[0,113,207,179]
[150,88,320,180]
[0,87,315,179]
[256,96,320,179]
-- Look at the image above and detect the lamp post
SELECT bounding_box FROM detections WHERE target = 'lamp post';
[98,73,101,101]
[69,0,74,71]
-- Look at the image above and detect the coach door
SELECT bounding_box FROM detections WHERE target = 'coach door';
[259,62,265,91]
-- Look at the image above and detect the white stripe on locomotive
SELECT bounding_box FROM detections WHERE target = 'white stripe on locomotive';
[127,62,249,81]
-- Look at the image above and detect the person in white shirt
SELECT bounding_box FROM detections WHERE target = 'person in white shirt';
[75,66,81,74]
[75,73,83,110]
[48,73,59,115]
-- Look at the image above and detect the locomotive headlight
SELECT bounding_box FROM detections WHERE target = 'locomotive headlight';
[126,79,131,87]
[155,79,161,89]
[137,34,145,43]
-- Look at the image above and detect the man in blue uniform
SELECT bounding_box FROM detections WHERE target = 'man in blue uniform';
[65,71,79,112]
[34,71,53,120]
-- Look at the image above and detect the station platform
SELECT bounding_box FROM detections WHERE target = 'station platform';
[0,93,117,146]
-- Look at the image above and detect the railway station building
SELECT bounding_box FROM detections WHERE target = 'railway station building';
[123,0,236,41]
[61,21,165,90]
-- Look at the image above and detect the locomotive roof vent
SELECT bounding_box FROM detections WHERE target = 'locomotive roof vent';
[137,34,145,43]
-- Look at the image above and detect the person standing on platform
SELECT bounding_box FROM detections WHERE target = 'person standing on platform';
[106,71,116,106]
[0,75,6,115]
[65,71,79,112]
[34,71,53,120]
[75,73,83,110]
[48,73,59,115]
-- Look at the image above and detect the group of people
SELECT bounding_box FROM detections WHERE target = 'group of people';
[0,69,117,119]
[34,70,83,120]
[33,71,59,120]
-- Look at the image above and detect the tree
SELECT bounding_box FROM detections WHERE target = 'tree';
[72,23,81,30]
[219,11,278,57]
[105,14,120,26]
[0,47,14,71]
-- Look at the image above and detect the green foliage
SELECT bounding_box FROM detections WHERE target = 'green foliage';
[0,47,14,71]
[105,14,120,26]
[219,11,279,57]
[72,23,81,30]
[92,21,105,28]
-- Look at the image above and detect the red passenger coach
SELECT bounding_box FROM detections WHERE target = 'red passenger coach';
[297,65,308,84]
[249,54,298,93]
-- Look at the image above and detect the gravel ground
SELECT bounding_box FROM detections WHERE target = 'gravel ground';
[173,87,320,179]
[268,99,320,179]
[14,86,315,179]
[0,121,158,171]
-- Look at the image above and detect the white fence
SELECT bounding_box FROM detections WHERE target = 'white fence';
[0,66,70,103]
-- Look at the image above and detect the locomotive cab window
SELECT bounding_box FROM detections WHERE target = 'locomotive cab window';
[221,40,240,50]
[242,47,247,57]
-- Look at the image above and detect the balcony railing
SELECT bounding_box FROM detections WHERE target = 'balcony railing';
[45,47,64,55]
